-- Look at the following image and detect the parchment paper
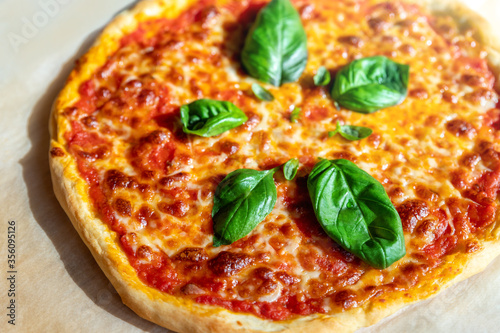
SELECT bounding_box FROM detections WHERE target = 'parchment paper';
[1,0,499,332]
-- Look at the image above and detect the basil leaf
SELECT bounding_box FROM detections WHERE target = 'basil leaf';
[252,83,274,101]
[212,168,277,246]
[307,159,405,269]
[331,56,409,113]
[241,0,308,86]
[290,106,301,123]
[313,66,331,86]
[180,99,248,137]
[331,121,372,141]
[328,126,338,137]
[339,124,372,141]
[283,158,299,180]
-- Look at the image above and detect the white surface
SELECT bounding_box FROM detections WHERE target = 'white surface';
[0,0,499,332]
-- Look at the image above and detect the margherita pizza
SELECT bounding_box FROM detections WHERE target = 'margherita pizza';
[49,0,500,332]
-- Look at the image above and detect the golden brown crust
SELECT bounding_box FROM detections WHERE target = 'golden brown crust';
[49,0,500,332]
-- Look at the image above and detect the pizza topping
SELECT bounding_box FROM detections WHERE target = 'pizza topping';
[50,147,65,157]
[307,159,405,269]
[136,205,160,226]
[313,66,331,86]
[113,198,132,217]
[462,74,487,88]
[174,247,208,262]
[158,200,190,218]
[290,106,301,123]
[81,115,98,128]
[241,0,308,86]
[442,91,458,104]
[478,142,500,169]
[196,5,219,28]
[338,35,364,48]
[180,99,248,137]
[77,145,110,161]
[181,283,207,295]
[105,170,134,190]
[283,158,299,181]
[212,168,277,246]
[367,17,390,33]
[208,251,254,277]
[331,56,409,113]
[465,88,494,105]
[136,245,153,259]
[446,119,476,139]
[414,185,439,202]
[409,87,429,100]
[328,121,373,141]
[397,200,429,233]
[251,83,275,101]
[399,44,416,56]
[465,240,481,253]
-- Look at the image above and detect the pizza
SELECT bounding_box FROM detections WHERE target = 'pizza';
[48,0,500,332]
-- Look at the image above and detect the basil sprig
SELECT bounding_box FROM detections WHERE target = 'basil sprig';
[252,83,274,101]
[307,159,405,269]
[331,56,409,113]
[329,121,373,141]
[283,158,299,180]
[314,66,331,86]
[241,0,308,86]
[212,168,277,246]
[180,99,248,137]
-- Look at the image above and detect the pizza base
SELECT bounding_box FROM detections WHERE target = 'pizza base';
[49,0,500,332]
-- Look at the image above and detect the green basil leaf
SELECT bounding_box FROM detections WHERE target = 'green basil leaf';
[241,0,308,86]
[332,121,372,141]
[307,159,405,269]
[180,99,248,137]
[334,101,341,111]
[328,126,339,137]
[283,158,299,180]
[212,168,277,246]
[252,83,274,101]
[290,106,301,123]
[331,56,409,113]
[313,66,331,86]
[339,124,372,141]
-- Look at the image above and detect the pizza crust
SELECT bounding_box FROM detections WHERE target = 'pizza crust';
[49,0,500,332]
